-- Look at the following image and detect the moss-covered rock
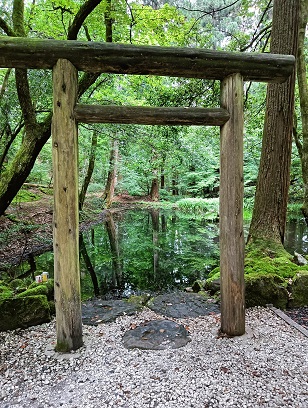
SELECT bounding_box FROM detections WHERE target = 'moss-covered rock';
[15,284,48,298]
[0,285,13,300]
[0,295,51,331]
[205,239,308,308]
[245,273,289,309]
[127,294,150,306]
[245,256,300,278]
[28,279,54,300]
[8,279,26,290]
[203,267,220,294]
[290,271,308,307]
[192,280,206,293]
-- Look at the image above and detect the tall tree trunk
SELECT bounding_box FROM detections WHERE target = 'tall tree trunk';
[101,0,118,209]
[297,0,308,221]
[0,1,102,216]
[248,0,299,244]
[79,129,98,210]
[150,172,160,201]
[79,233,100,296]
[103,138,118,208]
[150,150,159,201]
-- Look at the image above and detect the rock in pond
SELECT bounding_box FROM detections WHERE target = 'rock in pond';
[122,319,191,350]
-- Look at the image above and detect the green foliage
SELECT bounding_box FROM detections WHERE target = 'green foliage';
[12,189,41,204]
[0,1,305,248]
[176,198,219,220]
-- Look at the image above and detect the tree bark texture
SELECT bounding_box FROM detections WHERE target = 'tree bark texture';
[248,0,299,244]
[74,105,230,126]
[220,73,245,336]
[0,37,294,82]
[297,0,308,220]
[52,59,83,352]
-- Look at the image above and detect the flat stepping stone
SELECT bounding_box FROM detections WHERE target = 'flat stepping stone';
[82,299,142,325]
[122,319,191,350]
[149,292,219,318]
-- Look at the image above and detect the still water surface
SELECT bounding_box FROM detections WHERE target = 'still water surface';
[17,209,308,297]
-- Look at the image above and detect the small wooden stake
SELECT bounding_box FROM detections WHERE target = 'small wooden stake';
[52,59,83,351]
[220,73,245,336]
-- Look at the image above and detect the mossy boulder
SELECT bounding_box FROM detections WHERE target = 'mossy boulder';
[244,256,300,278]
[0,295,51,331]
[28,279,54,300]
[15,284,48,298]
[192,280,206,293]
[244,273,289,309]
[0,285,13,300]
[8,279,26,290]
[127,294,150,306]
[290,271,308,307]
[203,268,220,294]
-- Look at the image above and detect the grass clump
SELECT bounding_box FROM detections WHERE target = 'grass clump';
[176,197,219,220]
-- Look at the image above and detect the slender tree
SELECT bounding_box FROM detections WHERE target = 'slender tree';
[0,0,103,216]
[103,138,119,207]
[247,0,300,245]
[101,0,119,208]
[79,128,98,210]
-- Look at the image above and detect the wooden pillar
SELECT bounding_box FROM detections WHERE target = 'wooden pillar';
[220,73,245,336]
[52,59,83,351]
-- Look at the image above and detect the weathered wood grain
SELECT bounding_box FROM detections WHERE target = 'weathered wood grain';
[74,105,230,125]
[52,59,83,351]
[220,73,245,336]
[0,37,294,82]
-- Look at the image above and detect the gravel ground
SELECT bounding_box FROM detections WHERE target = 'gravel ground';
[1,307,308,408]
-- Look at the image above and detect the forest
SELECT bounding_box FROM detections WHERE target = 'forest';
[0,1,308,308]
[0,0,305,223]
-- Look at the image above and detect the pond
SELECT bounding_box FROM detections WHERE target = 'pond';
[6,209,308,299]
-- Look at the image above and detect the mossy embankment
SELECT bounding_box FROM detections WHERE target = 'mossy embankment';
[204,239,308,309]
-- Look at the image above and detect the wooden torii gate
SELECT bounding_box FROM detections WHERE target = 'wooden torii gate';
[0,38,294,351]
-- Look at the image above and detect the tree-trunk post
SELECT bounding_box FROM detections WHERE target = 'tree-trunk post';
[220,73,245,336]
[52,59,83,351]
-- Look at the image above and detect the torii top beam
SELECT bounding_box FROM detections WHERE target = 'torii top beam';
[0,37,294,83]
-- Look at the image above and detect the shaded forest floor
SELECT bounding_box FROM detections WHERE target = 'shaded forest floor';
[0,189,149,271]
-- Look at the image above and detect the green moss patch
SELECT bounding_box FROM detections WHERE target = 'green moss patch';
[0,295,51,331]
[12,189,41,204]
[15,285,48,298]
[204,239,308,308]
[0,285,13,301]
[245,273,289,309]
[290,271,308,307]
